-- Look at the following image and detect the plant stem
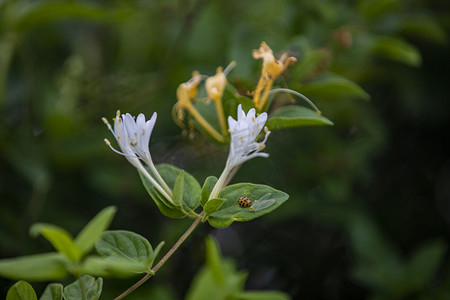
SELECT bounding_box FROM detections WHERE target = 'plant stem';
[114,213,204,300]
[186,102,224,143]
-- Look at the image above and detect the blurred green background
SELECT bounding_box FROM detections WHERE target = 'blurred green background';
[1,0,450,299]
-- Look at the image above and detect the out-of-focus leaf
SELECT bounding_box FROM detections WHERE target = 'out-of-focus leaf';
[208,184,289,228]
[77,256,147,277]
[292,49,329,80]
[370,36,421,67]
[238,291,291,300]
[185,237,248,300]
[223,84,255,120]
[200,176,218,207]
[357,0,400,19]
[405,239,447,290]
[399,16,447,44]
[11,1,130,31]
[74,206,117,255]
[6,281,37,300]
[266,106,333,130]
[301,75,370,101]
[0,253,68,281]
[30,224,81,262]
[39,283,63,300]
[205,236,225,286]
[63,275,102,300]
[95,230,156,271]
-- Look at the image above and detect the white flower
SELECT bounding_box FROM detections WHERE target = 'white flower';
[103,111,172,201]
[226,104,270,169]
[208,105,271,200]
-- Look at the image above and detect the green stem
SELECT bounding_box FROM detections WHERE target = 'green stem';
[114,213,204,300]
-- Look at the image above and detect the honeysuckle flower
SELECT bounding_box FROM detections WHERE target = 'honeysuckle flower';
[208,105,270,200]
[102,111,173,202]
[205,61,236,135]
[252,41,297,80]
[174,71,224,142]
[226,104,270,169]
[252,41,297,110]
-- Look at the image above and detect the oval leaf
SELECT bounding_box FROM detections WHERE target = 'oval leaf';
[266,106,333,130]
[172,170,185,206]
[156,164,201,211]
[139,164,202,218]
[30,223,81,262]
[370,36,421,67]
[74,206,117,255]
[63,275,102,300]
[95,230,154,270]
[200,176,218,207]
[208,183,289,228]
[6,281,37,300]
[0,253,68,281]
[40,283,63,300]
[204,198,226,217]
[300,75,370,101]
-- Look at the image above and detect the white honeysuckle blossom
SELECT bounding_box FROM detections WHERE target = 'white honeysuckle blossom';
[102,111,173,202]
[226,105,270,169]
[208,105,271,200]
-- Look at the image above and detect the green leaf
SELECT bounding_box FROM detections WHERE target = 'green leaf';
[405,239,447,290]
[30,223,81,262]
[63,275,102,300]
[74,206,117,255]
[223,84,255,121]
[205,237,225,287]
[139,169,185,219]
[370,36,421,67]
[39,283,63,300]
[200,176,218,207]
[153,241,165,262]
[399,16,447,44]
[139,164,201,218]
[186,238,248,300]
[292,49,329,80]
[300,75,370,101]
[6,281,37,300]
[208,184,289,228]
[11,1,130,31]
[156,164,201,212]
[0,252,68,281]
[238,291,290,300]
[266,106,333,130]
[95,230,156,271]
[204,198,226,216]
[77,256,147,277]
[172,170,185,207]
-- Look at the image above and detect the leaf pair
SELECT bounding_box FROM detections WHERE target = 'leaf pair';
[6,275,102,300]
[0,206,116,281]
[139,164,201,218]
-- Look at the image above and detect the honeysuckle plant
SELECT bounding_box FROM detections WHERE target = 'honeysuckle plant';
[0,41,337,300]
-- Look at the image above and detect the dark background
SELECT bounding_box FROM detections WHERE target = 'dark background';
[1,0,449,299]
